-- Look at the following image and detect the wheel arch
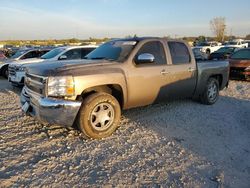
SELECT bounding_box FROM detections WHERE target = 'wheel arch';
[0,64,9,78]
[209,74,223,89]
[77,84,125,109]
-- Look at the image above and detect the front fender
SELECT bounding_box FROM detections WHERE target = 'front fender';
[74,72,128,107]
[0,63,9,73]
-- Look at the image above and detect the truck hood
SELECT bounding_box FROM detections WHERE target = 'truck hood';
[26,59,118,77]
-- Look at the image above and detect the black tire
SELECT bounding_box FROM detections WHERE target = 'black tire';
[206,49,211,56]
[76,92,121,139]
[200,77,219,105]
[1,66,9,79]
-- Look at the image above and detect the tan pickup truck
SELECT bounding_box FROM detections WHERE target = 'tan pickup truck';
[21,37,229,139]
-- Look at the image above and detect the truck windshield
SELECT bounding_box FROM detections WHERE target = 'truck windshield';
[41,48,66,59]
[85,40,137,62]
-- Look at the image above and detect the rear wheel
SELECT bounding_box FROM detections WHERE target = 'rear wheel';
[200,77,219,105]
[76,92,121,139]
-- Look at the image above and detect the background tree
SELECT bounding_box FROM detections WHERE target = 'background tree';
[210,17,226,42]
[197,35,206,43]
[245,34,250,40]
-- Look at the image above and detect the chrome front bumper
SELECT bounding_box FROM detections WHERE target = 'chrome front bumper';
[20,87,82,127]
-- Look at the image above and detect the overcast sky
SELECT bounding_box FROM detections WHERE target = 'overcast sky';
[0,0,250,40]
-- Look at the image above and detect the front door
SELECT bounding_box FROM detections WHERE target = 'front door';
[126,40,170,108]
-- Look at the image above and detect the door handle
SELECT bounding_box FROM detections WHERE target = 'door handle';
[188,67,195,72]
[160,69,169,75]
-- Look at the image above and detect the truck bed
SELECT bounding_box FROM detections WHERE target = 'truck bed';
[194,60,229,97]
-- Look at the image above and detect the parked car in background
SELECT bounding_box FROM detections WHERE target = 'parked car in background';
[209,47,238,60]
[192,48,208,61]
[193,41,222,55]
[9,45,97,86]
[0,48,51,78]
[224,39,248,48]
[243,40,250,48]
[229,48,250,81]
[21,37,229,139]
[0,51,7,60]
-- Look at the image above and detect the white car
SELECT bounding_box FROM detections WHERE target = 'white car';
[8,45,97,86]
[0,48,51,78]
[193,41,222,55]
[224,39,248,48]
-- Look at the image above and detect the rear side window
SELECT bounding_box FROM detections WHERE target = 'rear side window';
[38,50,50,57]
[21,51,38,59]
[81,48,95,58]
[136,41,166,65]
[168,42,191,64]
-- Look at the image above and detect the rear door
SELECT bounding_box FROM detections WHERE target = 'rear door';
[163,41,197,99]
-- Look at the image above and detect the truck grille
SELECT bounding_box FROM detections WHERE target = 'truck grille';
[8,65,17,76]
[25,73,47,95]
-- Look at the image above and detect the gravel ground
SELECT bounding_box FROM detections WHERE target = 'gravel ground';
[0,78,249,187]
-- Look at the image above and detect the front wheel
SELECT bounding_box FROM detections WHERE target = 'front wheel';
[200,77,219,105]
[76,92,121,139]
[2,66,9,79]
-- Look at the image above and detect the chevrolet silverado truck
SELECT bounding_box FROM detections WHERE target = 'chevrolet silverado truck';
[21,37,229,139]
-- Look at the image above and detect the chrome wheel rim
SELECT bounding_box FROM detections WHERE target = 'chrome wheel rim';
[90,102,115,131]
[207,81,218,102]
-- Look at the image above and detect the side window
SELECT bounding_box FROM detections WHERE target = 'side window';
[135,41,166,65]
[21,51,37,59]
[63,49,81,60]
[81,48,95,59]
[168,42,191,65]
[39,50,49,57]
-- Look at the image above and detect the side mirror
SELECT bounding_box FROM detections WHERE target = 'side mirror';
[135,53,155,64]
[59,55,67,60]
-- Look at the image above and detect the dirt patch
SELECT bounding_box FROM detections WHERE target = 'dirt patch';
[0,79,249,187]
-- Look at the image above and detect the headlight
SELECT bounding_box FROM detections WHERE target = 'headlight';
[47,76,75,97]
[245,66,250,71]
